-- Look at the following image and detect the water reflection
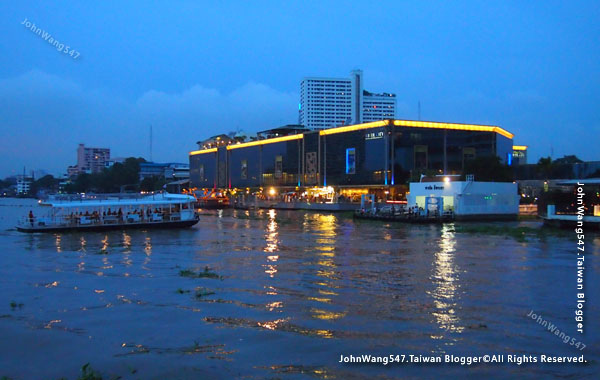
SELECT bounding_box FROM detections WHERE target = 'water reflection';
[309,214,345,322]
[429,224,464,336]
[122,232,131,253]
[55,234,62,253]
[263,209,279,278]
[101,235,109,252]
[144,236,152,255]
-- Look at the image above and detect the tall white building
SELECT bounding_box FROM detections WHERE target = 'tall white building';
[299,70,396,129]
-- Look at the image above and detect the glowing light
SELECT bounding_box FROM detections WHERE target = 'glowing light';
[226,134,303,150]
[319,120,389,136]
[513,145,528,151]
[317,119,514,139]
[393,120,514,139]
[444,177,450,183]
[189,148,217,156]
[269,187,276,196]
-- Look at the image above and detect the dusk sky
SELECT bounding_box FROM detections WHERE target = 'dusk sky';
[1,1,598,177]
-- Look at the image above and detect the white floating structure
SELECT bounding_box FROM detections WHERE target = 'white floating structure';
[407,179,519,220]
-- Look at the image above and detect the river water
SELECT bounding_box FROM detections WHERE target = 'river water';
[0,198,598,379]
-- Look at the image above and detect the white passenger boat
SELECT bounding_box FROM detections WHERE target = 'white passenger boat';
[16,193,199,232]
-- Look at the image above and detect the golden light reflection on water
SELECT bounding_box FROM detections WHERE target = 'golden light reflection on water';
[122,232,131,253]
[263,209,279,277]
[257,318,288,330]
[266,301,283,311]
[308,214,346,321]
[144,236,152,255]
[101,235,109,252]
[429,224,464,335]
[310,308,346,320]
[55,234,62,253]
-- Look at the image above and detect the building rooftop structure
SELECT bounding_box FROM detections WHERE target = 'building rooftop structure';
[256,124,311,139]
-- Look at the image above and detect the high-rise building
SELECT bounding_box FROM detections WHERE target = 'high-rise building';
[70,144,110,176]
[299,70,396,129]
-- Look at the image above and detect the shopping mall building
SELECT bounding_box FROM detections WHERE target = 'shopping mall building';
[189,119,521,198]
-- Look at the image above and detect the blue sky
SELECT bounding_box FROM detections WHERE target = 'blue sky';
[0,1,598,177]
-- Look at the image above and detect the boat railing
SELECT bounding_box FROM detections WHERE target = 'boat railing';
[18,210,190,229]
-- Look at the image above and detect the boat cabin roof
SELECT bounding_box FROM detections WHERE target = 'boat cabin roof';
[41,194,195,208]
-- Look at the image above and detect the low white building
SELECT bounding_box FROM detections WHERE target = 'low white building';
[16,175,33,195]
[407,180,519,220]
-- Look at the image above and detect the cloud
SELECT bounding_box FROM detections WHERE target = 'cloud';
[0,70,298,177]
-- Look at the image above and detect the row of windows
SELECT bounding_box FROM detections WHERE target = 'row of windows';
[305,98,352,102]
[303,80,351,84]
[363,102,395,106]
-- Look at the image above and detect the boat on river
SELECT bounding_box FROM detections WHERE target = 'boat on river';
[16,193,199,232]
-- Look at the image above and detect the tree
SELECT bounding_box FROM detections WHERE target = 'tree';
[29,175,59,196]
[140,176,166,191]
[63,157,146,193]
[536,156,554,179]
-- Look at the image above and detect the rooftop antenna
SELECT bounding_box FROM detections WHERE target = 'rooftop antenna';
[418,101,421,121]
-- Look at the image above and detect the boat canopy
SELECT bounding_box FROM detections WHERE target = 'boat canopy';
[41,193,195,208]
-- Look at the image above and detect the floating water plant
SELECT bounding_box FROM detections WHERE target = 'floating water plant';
[194,288,215,298]
[451,224,566,242]
[77,363,102,380]
[176,288,190,294]
[179,266,222,279]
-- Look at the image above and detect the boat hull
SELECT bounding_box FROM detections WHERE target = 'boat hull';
[16,219,199,233]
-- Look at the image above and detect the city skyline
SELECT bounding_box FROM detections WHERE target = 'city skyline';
[1,1,599,177]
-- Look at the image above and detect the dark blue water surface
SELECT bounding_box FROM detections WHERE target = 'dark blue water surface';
[0,198,598,379]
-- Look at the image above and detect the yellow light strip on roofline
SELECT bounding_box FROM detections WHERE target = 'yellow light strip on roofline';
[189,148,217,156]
[512,145,528,151]
[227,134,303,150]
[319,120,390,136]
[393,120,514,139]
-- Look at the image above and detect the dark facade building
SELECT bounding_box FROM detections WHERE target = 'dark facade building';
[189,119,515,190]
[512,145,528,165]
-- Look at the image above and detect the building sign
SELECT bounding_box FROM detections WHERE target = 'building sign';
[424,185,445,190]
[346,148,356,174]
[365,131,384,140]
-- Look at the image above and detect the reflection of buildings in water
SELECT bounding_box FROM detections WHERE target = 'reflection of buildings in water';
[429,224,464,335]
